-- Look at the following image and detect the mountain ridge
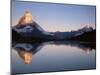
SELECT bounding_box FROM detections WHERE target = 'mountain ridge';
[12,21,95,42]
[12,12,95,42]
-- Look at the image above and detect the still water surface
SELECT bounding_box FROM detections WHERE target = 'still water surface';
[11,41,96,74]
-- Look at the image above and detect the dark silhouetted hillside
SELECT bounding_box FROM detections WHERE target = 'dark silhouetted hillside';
[71,30,96,42]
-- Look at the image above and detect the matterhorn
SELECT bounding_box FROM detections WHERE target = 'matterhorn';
[18,11,33,25]
[12,11,95,42]
[12,11,54,42]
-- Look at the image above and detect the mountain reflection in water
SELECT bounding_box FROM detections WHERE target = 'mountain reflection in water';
[12,41,95,64]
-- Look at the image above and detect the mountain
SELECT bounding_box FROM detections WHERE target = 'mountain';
[18,11,33,25]
[71,30,96,42]
[12,11,56,42]
[52,26,94,39]
[12,11,95,42]
[78,26,93,32]
[12,23,95,42]
[12,22,56,42]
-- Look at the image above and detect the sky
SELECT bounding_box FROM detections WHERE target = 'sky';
[11,0,96,32]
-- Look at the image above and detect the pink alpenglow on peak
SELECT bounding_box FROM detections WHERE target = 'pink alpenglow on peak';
[18,11,33,25]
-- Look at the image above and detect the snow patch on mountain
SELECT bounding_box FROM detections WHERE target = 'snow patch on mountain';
[14,25,34,33]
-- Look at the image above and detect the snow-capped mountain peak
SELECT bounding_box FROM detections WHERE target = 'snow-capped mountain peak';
[78,26,93,32]
[18,11,33,25]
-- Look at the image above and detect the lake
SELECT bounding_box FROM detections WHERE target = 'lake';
[11,41,96,74]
